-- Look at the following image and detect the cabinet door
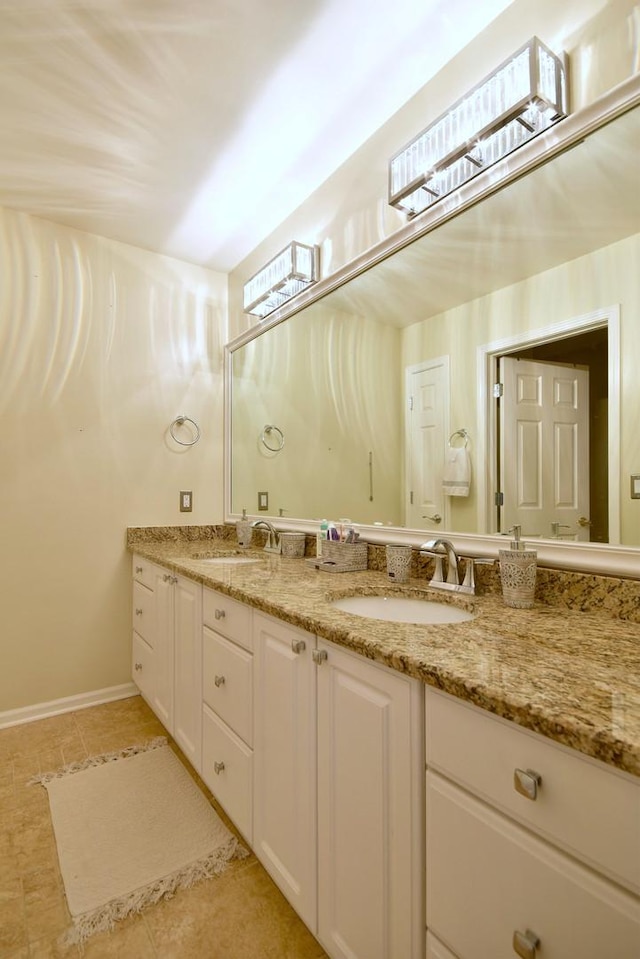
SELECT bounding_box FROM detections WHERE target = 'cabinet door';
[173,575,202,772]
[253,613,317,931]
[132,632,154,704]
[149,566,174,731]
[316,640,424,959]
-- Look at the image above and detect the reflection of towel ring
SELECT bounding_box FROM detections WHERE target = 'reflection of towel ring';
[261,424,284,452]
[170,415,201,447]
[449,428,469,448]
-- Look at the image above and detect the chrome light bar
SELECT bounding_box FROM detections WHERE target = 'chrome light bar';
[389,37,568,217]
[243,241,320,318]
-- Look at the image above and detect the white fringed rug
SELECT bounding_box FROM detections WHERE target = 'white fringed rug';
[33,738,247,945]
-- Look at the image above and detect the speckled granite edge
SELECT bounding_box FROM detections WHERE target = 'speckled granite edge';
[127,526,640,778]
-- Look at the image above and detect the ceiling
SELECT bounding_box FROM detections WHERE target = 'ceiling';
[0,0,517,272]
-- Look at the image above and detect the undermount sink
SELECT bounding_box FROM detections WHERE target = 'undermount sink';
[330,595,475,624]
[189,556,262,566]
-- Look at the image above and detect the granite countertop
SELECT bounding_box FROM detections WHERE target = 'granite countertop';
[128,534,640,778]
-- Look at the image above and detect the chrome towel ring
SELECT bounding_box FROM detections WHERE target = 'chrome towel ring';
[449,428,469,448]
[261,424,285,452]
[170,415,201,447]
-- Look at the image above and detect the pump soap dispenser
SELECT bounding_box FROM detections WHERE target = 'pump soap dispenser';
[499,525,537,608]
[236,508,253,547]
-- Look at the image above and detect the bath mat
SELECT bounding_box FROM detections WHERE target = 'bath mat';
[33,738,247,945]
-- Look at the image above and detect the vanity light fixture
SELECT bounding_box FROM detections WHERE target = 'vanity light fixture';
[388,36,568,217]
[243,241,320,318]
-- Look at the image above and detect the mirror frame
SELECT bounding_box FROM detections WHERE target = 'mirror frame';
[225,73,640,579]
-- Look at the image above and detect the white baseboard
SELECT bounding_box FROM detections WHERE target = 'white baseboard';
[0,682,139,730]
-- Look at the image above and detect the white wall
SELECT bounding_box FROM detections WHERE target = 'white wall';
[0,208,227,713]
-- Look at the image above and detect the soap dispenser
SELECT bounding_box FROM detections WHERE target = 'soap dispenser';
[499,525,537,608]
[236,508,253,548]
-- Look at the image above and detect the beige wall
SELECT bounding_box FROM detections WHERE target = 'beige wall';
[0,208,227,713]
[232,306,403,524]
[227,0,639,335]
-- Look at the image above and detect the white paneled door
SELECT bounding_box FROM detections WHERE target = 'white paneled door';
[500,356,590,540]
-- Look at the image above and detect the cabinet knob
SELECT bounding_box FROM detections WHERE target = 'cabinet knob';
[135,565,143,574]
[135,608,143,616]
[312,648,328,666]
[514,768,542,801]
[213,761,225,775]
[214,608,226,620]
[134,662,143,671]
[513,929,540,959]
[163,573,172,582]
[214,675,226,687]
[291,639,306,654]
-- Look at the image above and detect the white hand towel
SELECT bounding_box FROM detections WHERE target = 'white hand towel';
[442,447,471,497]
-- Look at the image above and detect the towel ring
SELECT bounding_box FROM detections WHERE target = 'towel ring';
[449,428,469,448]
[261,424,285,452]
[169,415,201,447]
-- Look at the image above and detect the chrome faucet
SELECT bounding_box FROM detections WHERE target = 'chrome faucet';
[420,538,460,588]
[420,538,494,595]
[251,519,281,553]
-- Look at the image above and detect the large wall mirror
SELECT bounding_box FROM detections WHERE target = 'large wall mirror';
[225,76,640,576]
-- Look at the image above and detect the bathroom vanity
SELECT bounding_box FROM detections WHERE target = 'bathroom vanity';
[129,531,640,959]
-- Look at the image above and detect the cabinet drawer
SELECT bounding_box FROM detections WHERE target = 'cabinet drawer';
[203,588,252,650]
[132,580,156,644]
[425,688,640,892]
[132,632,154,702]
[202,704,252,843]
[203,627,253,745]
[132,554,156,590]
[426,772,640,959]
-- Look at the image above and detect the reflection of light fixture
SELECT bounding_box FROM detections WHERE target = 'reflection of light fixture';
[389,37,568,218]
[244,242,320,318]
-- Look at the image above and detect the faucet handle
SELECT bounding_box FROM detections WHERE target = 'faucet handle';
[461,556,495,592]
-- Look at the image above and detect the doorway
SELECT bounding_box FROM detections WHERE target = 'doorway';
[478,307,620,544]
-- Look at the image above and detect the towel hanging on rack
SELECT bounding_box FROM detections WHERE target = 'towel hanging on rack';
[443,433,471,497]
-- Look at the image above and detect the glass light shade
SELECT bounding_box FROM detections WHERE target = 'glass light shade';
[389,37,568,217]
[243,242,320,318]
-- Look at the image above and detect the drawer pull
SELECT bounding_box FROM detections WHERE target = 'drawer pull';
[135,608,143,616]
[213,761,225,775]
[214,674,226,687]
[214,608,226,620]
[513,929,540,959]
[135,565,143,574]
[514,768,542,801]
[312,648,328,666]
[291,639,306,654]
[134,662,143,671]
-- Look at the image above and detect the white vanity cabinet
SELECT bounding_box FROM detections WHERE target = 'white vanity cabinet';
[131,555,202,772]
[253,612,317,930]
[252,611,425,959]
[201,587,254,842]
[424,687,640,959]
[316,638,425,959]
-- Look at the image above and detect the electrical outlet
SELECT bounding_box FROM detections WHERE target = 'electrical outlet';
[258,491,269,511]
[180,490,193,512]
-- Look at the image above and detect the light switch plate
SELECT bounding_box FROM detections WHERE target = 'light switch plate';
[631,475,640,500]
[258,491,269,511]
[180,490,193,512]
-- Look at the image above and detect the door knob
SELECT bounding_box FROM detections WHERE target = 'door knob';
[578,516,592,527]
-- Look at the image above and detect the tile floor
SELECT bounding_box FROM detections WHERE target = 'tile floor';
[0,696,329,959]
